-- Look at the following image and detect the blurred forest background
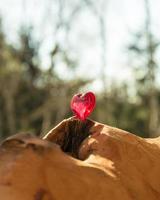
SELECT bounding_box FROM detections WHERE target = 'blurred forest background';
[0,0,160,139]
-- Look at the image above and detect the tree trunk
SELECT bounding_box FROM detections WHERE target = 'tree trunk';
[144,0,159,137]
[3,90,16,135]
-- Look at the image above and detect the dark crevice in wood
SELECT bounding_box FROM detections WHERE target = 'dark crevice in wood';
[60,119,94,159]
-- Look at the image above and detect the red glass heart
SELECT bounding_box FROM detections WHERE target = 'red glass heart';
[70,92,96,120]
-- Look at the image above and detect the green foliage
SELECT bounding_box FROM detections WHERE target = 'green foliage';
[127,26,160,136]
[0,23,89,138]
[0,18,159,139]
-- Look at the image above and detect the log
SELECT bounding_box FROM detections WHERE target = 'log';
[0,117,160,200]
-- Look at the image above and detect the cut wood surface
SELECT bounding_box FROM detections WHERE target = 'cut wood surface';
[0,117,160,200]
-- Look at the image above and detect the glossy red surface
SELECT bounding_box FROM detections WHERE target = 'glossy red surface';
[70,92,96,120]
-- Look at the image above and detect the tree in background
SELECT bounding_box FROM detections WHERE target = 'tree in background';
[0,21,89,138]
[1,0,160,139]
[127,0,160,137]
[0,19,21,136]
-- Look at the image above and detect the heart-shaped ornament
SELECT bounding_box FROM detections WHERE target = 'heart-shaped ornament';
[70,92,96,120]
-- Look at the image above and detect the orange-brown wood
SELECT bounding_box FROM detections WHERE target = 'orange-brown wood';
[0,118,160,200]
